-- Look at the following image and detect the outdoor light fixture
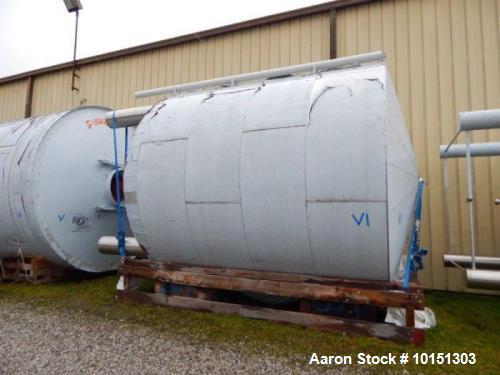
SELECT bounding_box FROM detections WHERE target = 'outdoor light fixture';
[63,0,83,13]
[63,0,83,91]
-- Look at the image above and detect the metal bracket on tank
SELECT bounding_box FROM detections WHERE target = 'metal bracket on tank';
[98,158,123,169]
[95,204,125,212]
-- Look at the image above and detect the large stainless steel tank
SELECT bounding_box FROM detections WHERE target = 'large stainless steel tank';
[0,107,128,272]
[125,62,418,281]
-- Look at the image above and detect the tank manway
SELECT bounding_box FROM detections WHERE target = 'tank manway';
[123,59,419,281]
[0,107,130,272]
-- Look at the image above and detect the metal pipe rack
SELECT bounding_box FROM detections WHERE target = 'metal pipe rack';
[440,109,500,290]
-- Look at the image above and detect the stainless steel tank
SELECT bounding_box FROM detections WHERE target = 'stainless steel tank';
[0,106,128,272]
[125,62,418,281]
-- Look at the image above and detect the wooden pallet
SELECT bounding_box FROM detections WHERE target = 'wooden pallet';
[117,258,426,345]
[1,256,66,284]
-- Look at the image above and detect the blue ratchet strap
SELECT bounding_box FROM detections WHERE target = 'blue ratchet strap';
[111,112,127,258]
[402,179,426,289]
[124,127,129,162]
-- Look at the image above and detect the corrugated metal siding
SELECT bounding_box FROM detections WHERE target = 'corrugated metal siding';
[28,13,330,116]
[31,69,75,115]
[337,0,500,291]
[0,79,28,122]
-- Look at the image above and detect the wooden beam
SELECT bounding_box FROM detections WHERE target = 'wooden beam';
[123,258,423,292]
[405,308,415,328]
[330,9,337,59]
[117,289,425,345]
[119,263,424,309]
[24,76,34,118]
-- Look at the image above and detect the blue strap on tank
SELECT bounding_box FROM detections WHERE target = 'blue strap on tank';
[124,127,129,162]
[402,179,427,289]
[111,112,127,258]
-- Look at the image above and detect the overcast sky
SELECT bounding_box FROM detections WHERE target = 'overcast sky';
[0,0,330,78]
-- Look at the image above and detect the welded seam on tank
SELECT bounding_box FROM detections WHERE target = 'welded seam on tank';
[25,139,37,160]
[185,201,240,204]
[148,102,166,120]
[7,122,42,240]
[306,199,386,203]
[140,137,189,145]
[385,87,418,172]
[386,119,418,170]
[242,124,307,134]
[9,122,27,134]
[387,162,419,178]
[241,80,315,133]
[124,147,151,260]
[1,117,51,259]
[307,84,354,118]
[236,89,261,270]
[27,116,47,128]
[16,138,33,165]
[17,118,52,250]
[4,150,30,254]
[366,78,384,88]
[238,88,259,269]
[200,87,259,103]
[384,90,391,282]
[182,129,207,266]
[310,79,383,106]
[387,188,419,213]
[303,76,322,274]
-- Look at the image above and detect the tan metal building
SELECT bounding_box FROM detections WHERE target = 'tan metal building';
[0,0,499,292]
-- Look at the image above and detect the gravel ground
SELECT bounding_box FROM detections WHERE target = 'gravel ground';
[0,301,348,374]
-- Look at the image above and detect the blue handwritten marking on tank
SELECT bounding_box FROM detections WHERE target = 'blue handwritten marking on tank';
[58,214,65,222]
[352,212,370,227]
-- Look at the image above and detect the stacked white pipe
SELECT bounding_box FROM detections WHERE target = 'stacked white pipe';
[440,108,500,290]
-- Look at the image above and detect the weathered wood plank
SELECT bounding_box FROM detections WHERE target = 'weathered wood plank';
[117,290,425,345]
[0,256,66,284]
[405,308,415,328]
[118,263,424,309]
[122,258,423,292]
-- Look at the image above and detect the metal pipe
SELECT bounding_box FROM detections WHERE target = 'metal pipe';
[466,269,500,290]
[440,142,500,159]
[442,159,451,256]
[104,106,151,128]
[443,254,500,270]
[459,109,500,131]
[444,130,461,152]
[71,10,80,91]
[135,51,385,98]
[464,131,477,269]
[97,236,147,257]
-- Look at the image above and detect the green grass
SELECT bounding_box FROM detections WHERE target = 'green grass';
[0,275,499,373]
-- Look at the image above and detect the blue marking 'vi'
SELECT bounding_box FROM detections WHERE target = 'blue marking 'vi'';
[352,212,370,227]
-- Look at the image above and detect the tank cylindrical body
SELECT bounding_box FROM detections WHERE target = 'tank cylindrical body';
[125,63,418,281]
[0,107,128,272]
